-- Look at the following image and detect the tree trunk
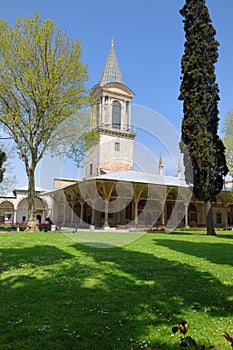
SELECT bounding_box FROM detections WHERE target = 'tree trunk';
[24,167,39,232]
[205,200,216,235]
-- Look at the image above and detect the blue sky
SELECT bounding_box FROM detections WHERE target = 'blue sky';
[1,0,233,190]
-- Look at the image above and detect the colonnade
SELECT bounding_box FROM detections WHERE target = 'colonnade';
[50,179,202,229]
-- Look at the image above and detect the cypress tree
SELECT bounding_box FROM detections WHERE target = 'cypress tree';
[0,150,6,182]
[179,0,228,235]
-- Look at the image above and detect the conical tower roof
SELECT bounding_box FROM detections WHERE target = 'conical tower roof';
[99,39,124,86]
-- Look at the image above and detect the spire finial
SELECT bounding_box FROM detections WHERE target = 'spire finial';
[111,38,114,47]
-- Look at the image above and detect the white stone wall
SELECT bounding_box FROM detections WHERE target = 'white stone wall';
[99,133,134,172]
[86,133,134,177]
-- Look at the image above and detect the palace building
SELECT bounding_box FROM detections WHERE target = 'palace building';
[0,186,52,225]
[1,41,233,230]
[40,41,233,230]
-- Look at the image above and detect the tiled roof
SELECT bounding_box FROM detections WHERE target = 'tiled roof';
[14,186,48,192]
[94,170,189,188]
[99,39,124,86]
[39,171,189,197]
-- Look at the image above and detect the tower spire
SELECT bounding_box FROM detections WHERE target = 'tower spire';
[177,160,182,178]
[158,153,164,176]
[99,40,124,86]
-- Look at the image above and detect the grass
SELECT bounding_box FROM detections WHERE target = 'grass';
[0,230,232,349]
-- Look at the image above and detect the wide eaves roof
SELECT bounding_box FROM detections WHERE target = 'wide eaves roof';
[88,170,189,188]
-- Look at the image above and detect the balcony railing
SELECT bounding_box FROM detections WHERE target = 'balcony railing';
[97,123,136,133]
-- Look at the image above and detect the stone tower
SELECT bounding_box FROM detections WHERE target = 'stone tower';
[85,40,136,178]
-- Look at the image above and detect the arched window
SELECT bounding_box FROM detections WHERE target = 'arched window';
[112,101,121,129]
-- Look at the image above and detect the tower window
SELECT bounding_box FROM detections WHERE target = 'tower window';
[126,101,129,116]
[115,142,120,151]
[112,101,121,129]
[90,163,93,176]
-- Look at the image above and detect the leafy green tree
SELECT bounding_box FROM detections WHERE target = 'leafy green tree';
[179,0,228,235]
[0,13,92,231]
[223,109,233,176]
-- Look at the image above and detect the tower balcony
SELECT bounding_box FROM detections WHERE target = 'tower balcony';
[97,122,136,134]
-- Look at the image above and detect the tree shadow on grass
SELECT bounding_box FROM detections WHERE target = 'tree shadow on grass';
[0,245,74,274]
[153,238,233,266]
[75,242,233,315]
[71,242,232,348]
[0,240,232,350]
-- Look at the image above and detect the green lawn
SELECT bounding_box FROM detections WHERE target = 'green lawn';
[0,231,232,349]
